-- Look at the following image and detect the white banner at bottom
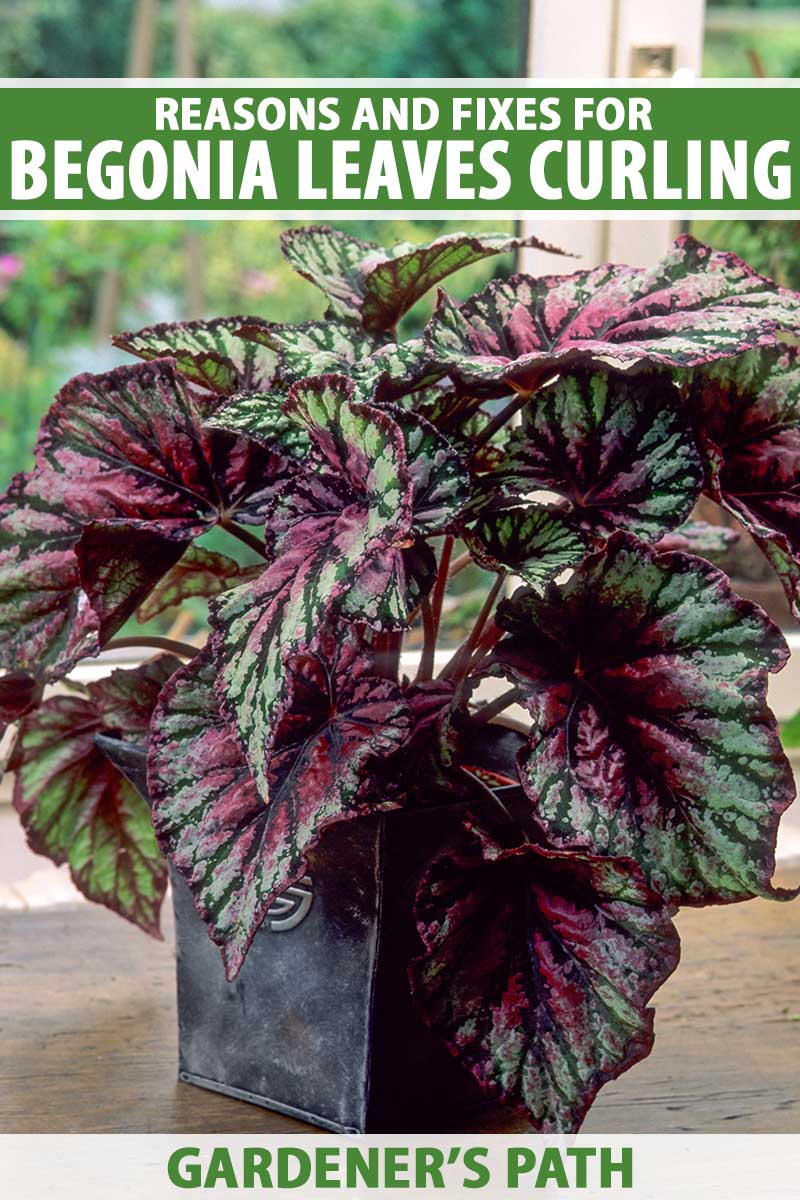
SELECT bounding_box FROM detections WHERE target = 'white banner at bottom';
[2,1134,799,1199]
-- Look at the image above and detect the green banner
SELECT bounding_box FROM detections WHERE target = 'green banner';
[1,82,797,213]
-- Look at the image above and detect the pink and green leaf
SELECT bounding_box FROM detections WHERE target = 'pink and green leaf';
[281,225,562,331]
[9,656,180,935]
[0,360,288,674]
[426,235,800,384]
[149,632,411,977]
[485,369,702,542]
[0,473,99,674]
[409,839,680,1132]
[464,505,588,592]
[685,345,800,616]
[114,316,276,395]
[212,375,468,796]
[494,533,796,906]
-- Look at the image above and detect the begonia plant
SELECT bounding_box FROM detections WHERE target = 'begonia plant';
[2,225,799,1131]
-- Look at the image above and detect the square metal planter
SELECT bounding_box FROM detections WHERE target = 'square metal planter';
[96,727,524,1133]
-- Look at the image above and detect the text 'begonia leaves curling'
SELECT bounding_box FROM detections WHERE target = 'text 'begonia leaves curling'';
[2,224,799,1135]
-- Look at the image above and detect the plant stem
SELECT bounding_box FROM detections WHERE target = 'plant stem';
[440,572,505,682]
[373,630,402,681]
[219,518,268,558]
[471,391,531,451]
[416,596,438,683]
[472,685,525,725]
[447,549,473,580]
[430,536,454,636]
[105,636,200,659]
[470,370,550,453]
[463,621,505,677]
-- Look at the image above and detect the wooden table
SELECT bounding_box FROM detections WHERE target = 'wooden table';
[2,872,798,1134]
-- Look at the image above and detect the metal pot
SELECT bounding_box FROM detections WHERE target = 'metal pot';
[95,725,526,1133]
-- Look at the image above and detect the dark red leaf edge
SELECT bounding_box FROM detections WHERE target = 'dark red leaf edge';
[409,836,680,1132]
[492,532,798,907]
[149,632,411,978]
[9,655,181,936]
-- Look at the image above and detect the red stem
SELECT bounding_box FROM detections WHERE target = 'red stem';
[416,596,438,683]
[440,572,506,683]
[472,685,525,725]
[104,636,199,659]
[430,536,454,637]
[470,370,549,453]
[219,519,268,558]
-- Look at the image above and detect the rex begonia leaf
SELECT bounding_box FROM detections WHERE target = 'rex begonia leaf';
[409,839,680,1132]
[493,533,796,906]
[464,505,588,592]
[0,473,99,673]
[685,345,800,617]
[211,375,468,796]
[136,544,259,623]
[149,632,411,978]
[9,655,180,935]
[238,316,382,382]
[114,316,276,395]
[0,360,286,672]
[239,318,443,401]
[205,392,310,458]
[655,519,739,562]
[486,369,702,542]
[37,360,282,528]
[281,225,559,332]
[426,235,800,385]
[0,670,43,723]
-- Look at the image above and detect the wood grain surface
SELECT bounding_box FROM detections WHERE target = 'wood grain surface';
[1,871,798,1134]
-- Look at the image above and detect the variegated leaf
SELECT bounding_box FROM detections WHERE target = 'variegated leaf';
[114,316,276,395]
[426,235,800,385]
[655,519,739,561]
[487,369,702,542]
[464,505,588,592]
[494,533,796,906]
[136,544,259,623]
[149,633,410,977]
[281,225,560,331]
[212,375,468,796]
[238,316,382,382]
[9,656,180,934]
[410,839,680,1132]
[204,392,309,457]
[0,473,99,674]
[685,345,800,616]
[239,317,444,402]
[0,361,286,671]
